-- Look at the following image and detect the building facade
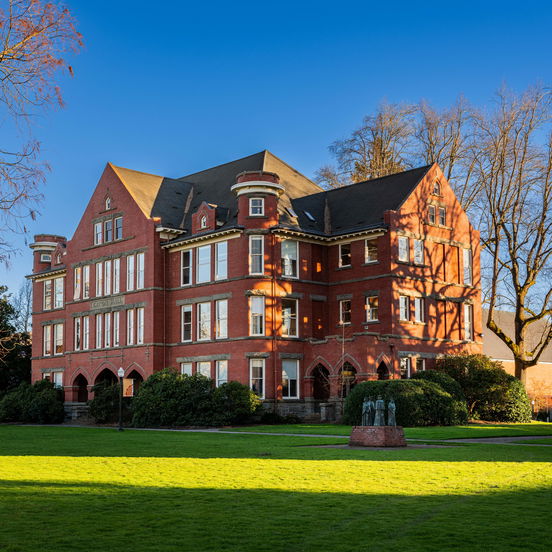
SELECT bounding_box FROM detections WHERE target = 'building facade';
[29,151,482,417]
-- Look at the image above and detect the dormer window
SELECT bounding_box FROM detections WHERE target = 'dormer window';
[200,215,207,229]
[249,197,264,216]
[432,181,441,195]
[55,253,62,265]
[105,197,111,210]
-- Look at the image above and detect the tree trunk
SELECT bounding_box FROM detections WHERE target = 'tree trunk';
[514,358,527,387]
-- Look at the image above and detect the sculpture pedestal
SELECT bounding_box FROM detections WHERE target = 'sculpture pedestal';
[349,426,407,447]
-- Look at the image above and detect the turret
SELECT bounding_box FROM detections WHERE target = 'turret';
[30,234,67,273]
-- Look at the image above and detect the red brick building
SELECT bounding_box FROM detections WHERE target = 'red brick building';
[29,151,482,418]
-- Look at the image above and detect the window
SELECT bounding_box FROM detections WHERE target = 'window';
[400,357,411,379]
[180,362,192,376]
[339,243,351,267]
[74,318,81,351]
[95,314,103,349]
[282,298,298,337]
[197,302,211,341]
[249,197,264,216]
[365,296,378,321]
[104,313,111,348]
[196,245,211,283]
[126,255,135,291]
[43,325,52,356]
[463,249,472,285]
[136,307,144,344]
[433,181,441,195]
[414,297,425,323]
[43,280,52,310]
[104,219,113,242]
[428,205,436,225]
[105,197,111,210]
[439,207,446,226]
[339,299,352,324]
[215,299,228,339]
[365,239,378,263]
[413,239,424,265]
[281,240,298,277]
[94,222,103,245]
[126,309,135,345]
[113,258,120,294]
[250,296,265,336]
[398,236,409,262]
[83,316,90,350]
[416,357,426,372]
[40,253,51,263]
[96,262,103,297]
[113,311,120,347]
[54,278,64,308]
[136,253,145,289]
[74,267,82,300]
[216,360,228,387]
[399,295,410,321]
[104,260,112,295]
[197,361,211,378]
[249,236,264,275]
[282,359,299,399]
[83,266,90,299]
[250,358,265,398]
[181,250,192,286]
[215,241,228,280]
[200,215,207,229]
[52,371,63,389]
[181,305,192,342]
[464,303,473,341]
[114,217,123,240]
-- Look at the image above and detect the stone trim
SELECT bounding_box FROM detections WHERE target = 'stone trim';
[176,292,232,306]
[363,290,379,297]
[279,353,303,360]
[72,301,146,317]
[176,354,230,362]
[91,212,123,225]
[337,293,353,300]
[398,351,440,359]
[245,289,269,297]
[245,352,270,358]
[310,294,327,302]
[81,236,136,253]
[41,318,65,326]
[283,292,304,300]
[41,367,65,373]
[72,245,146,266]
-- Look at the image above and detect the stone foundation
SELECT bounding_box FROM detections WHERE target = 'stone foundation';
[349,426,407,447]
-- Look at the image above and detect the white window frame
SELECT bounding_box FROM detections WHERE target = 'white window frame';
[114,217,123,240]
[104,219,113,242]
[136,307,144,344]
[113,258,120,294]
[73,267,82,300]
[439,207,446,226]
[113,311,120,347]
[180,362,193,376]
[433,181,441,195]
[43,325,52,356]
[197,361,211,378]
[104,312,111,348]
[215,299,228,339]
[249,235,264,275]
[413,239,424,265]
[339,243,351,268]
[53,277,64,309]
[339,299,351,325]
[95,314,103,349]
[428,205,436,225]
[400,357,411,379]
[94,222,103,245]
[83,265,90,299]
[52,371,63,389]
[282,359,299,399]
[249,296,265,336]
[200,215,207,229]
[399,295,410,321]
[181,250,192,286]
[464,303,473,341]
[74,317,81,351]
[181,305,192,342]
[414,297,425,323]
[365,239,378,263]
[197,302,211,341]
[416,357,426,372]
[96,262,103,297]
[136,252,145,289]
[215,241,228,281]
[398,236,409,262]
[126,255,135,292]
[463,249,473,285]
[249,197,264,216]
[281,239,299,278]
[104,260,112,296]
[365,295,378,322]
[282,298,298,337]
[249,358,265,398]
[83,316,90,350]
[216,360,228,387]
[127,309,135,345]
[196,245,211,284]
[43,279,52,310]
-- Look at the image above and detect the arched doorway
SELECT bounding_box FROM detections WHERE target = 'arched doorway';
[377,362,390,380]
[126,370,144,396]
[74,374,89,403]
[339,362,357,398]
[312,364,330,401]
[94,368,117,386]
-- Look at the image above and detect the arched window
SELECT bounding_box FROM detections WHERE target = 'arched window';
[200,215,207,229]
[432,181,441,195]
[105,197,111,210]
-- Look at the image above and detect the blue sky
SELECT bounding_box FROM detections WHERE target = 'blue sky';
[1,0,551,291]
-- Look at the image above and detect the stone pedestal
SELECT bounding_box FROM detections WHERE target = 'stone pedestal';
[349,426,407,447]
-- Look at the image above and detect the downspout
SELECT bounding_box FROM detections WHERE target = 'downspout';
[271,230,278,414]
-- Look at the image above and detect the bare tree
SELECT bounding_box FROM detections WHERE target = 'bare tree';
[0,0,83,262]
[11,278,32,333]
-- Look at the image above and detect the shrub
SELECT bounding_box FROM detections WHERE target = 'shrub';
[88,381,133,424]
[437,355,531,422]
[343,379,468,427]
[412,369,465,401]
[259,411,302,425]
[0,380,64,424]
[212,381,261,425]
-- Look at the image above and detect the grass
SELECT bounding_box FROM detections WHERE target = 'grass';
[231,421,552,440]
[0,425,551,551]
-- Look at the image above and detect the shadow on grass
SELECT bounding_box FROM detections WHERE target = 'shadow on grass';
[0,479,550,552]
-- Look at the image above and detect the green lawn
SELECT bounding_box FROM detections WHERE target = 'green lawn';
[231,421,552,440]
[0,426,551,551]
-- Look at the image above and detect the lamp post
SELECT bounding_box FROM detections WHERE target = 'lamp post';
[117,367,125,432]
